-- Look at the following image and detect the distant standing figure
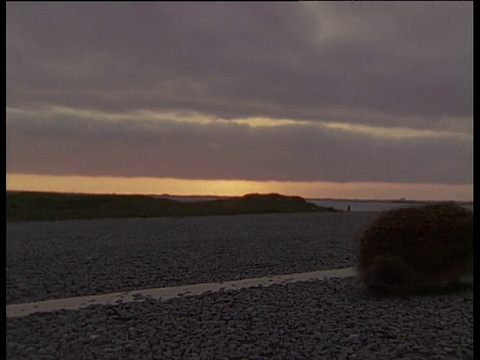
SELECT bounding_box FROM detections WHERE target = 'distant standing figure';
[347,205,351,212]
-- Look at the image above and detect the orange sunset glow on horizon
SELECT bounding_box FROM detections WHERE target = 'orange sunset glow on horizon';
[6,174,473,202]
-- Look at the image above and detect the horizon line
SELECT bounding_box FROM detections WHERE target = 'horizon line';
[6,173,473,203]
[6,189,473,204]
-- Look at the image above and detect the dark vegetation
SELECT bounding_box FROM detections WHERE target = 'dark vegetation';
[6,191,336,222]
[357,202,473,295]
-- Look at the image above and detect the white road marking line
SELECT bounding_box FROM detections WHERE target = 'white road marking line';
[6,267,357,318]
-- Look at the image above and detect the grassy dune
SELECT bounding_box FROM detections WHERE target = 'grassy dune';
[6,191,336,222]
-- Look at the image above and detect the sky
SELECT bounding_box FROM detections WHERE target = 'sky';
[6,2,473,201]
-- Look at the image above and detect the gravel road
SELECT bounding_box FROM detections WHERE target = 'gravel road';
[6,213,473,359]
[6,213,375,304]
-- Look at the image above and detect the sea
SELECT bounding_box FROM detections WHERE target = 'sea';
[308,199,473,212]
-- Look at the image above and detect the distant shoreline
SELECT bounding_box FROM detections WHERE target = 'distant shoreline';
[308,197,473,205]
[6,191,336,222]
[6,190,472,205]
[149,195,473,207]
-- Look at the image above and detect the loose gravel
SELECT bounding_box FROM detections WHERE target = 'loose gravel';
[6,277,473,359]
[6,213,375,304]
[6,213,473,359]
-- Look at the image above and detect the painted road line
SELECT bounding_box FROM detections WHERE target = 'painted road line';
[6,267,357,318]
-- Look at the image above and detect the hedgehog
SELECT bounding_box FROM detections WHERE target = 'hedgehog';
[357,202,473,295]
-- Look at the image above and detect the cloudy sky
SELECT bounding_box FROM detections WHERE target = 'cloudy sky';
[6,2,473,200]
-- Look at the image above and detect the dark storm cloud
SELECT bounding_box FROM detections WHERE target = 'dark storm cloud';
[6,111,472,185]
[7,2,472,127]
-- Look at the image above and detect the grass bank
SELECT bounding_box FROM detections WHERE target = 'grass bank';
[6,191,337,222]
